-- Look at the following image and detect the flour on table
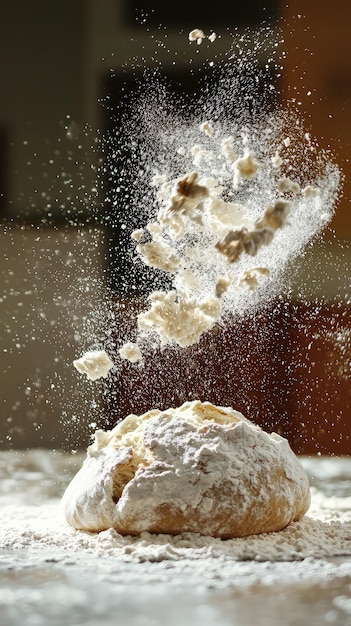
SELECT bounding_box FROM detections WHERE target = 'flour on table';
[1,453,350,571]
[1,451,350,595]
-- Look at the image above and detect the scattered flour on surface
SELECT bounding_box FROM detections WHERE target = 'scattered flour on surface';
[1,488,351,568]
[1,452,351,575]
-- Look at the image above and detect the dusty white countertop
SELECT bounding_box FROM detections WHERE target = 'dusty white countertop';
[1,451,351,626]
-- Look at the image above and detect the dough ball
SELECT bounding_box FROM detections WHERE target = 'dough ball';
[61,401,310,538]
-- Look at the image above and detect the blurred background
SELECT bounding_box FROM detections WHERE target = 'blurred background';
[1,0,351,454]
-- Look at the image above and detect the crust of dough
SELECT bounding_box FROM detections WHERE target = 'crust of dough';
[61,401,310,538]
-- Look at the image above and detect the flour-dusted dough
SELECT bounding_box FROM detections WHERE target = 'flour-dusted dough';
[61,401,310,538]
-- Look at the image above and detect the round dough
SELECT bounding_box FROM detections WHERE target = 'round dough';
[61,401,310,538]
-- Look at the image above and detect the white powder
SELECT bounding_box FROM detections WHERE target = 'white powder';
[271,150,283,168]
[232,151,260,185]
[303,185,320,197]
[2,502,351,562]
[200,121,214,137]
[215,275,233,298]
[66,30,340,368]
[136,238,181,273]
[115,109,340,362]
[1,456,350,567]
[1,450,351,622]
[239,267,270,290]
[137,291,221,347]
[189,29,205,44]
[189,29,217,45]
[118,342,142,363]
[130,228,144,241]
[277,177,301,194]
[73,350,114,381]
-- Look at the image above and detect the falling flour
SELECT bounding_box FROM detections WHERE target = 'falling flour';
[74,115,340,370]
[73,350,114,381]
[71,27,341,372]
[121,117,339,361]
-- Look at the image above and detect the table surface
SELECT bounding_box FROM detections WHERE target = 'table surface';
[1,451,351,626]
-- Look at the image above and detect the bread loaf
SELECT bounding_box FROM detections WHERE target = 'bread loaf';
[62,401,310,538]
